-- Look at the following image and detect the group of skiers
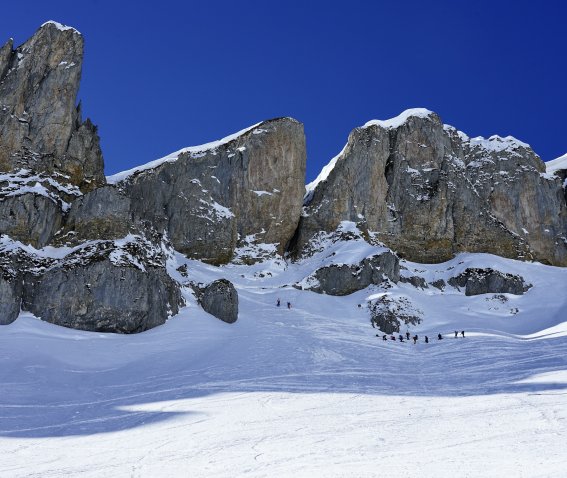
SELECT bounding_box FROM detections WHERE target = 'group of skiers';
[377,331,466,343]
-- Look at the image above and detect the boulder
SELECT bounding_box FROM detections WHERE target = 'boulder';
[197,279,239,324]
[448,268,531,296]
[429,279,446,290]
[299,250,399,296]
[368,295,422,334]
[21,235,184,333]
[400,275,428,289]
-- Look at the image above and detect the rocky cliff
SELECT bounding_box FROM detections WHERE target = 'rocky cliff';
[56,117,307,264]
[1,23,565,334]
[0,22,104,190]
[0,23,306,331]
[297,109,567,266]
[0,23,182,332]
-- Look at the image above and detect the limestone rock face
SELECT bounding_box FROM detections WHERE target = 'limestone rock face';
[299,109,567,266]
[300,251,399,296]
[0,169,82,247]
[462,137,567,266]
[0,275,21,325]
[0,22,104,191]
[197,279,239,324]
[21,235,184,333]
[109,118,306,264]
[0,238,52,324]
[448,268,531,296]
[0,194,62,247]
[0,250,24,324]
[61,185,132,243]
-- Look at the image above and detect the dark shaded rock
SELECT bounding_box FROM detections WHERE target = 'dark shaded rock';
[60,185,131,243]
[0,193,63,247]
[0,274,21,324]
[0,238,53,324]
[0,254,23,325]
[21,236,184,333]
[430,279,446,290]
[448,268,531,296]
[176,264,188,278]
[0,169,83,247]
[368,295,422,334]
[0,22,104,191]
[400,275,428,289]
[300,251,399,296]
[197,279,238,324]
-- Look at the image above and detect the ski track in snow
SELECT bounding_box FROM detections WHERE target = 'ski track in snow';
[1,249,567,477]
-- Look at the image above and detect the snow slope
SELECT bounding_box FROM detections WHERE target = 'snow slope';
[1,240,567,477]
[546,153,567,174]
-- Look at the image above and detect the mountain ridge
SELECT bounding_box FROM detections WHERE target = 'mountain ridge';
[1,23,566,333]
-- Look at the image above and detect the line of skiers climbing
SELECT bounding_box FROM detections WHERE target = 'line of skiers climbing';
[274,299,467,343]
[376,330,465,343]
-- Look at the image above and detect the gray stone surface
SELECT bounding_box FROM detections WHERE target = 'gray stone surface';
[21,236,184,333]
[0,274,21,324]
[429,279,446,290]
[0,169,83,247]
[0,193,63,247]
[0,241,51,325]
[368,295,422,334]
[301,251,399,296]
[61,185,131,243]
[448,268,531,296]
[2,23,566,336]
[0,22,104,191]
[112,118,306,264]
[198,279,239,324]
[298,111,567,266]
[400,275,428,289]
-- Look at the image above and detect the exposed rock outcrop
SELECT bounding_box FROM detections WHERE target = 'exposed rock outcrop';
[0,248,24,324]
[104,118,306,264]
[0,274,21,324]
[20,235,184,333]
[400,274,428,289]
[368,294,422,334]
[1,23,566,336]
[0,169,83,247]
[196,279,239,324]
[0,22,104,191]
[299,109,567,266]
[0,236,55,324]
[298,250,399,296]
[448,268,531,296]
[60,185,132,243]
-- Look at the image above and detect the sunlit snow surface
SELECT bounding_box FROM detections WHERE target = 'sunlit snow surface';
[1,244,567,477]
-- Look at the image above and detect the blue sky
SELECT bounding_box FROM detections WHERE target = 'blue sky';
[2,0,566,181]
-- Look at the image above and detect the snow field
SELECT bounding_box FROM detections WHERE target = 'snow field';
[1,245,566,477]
